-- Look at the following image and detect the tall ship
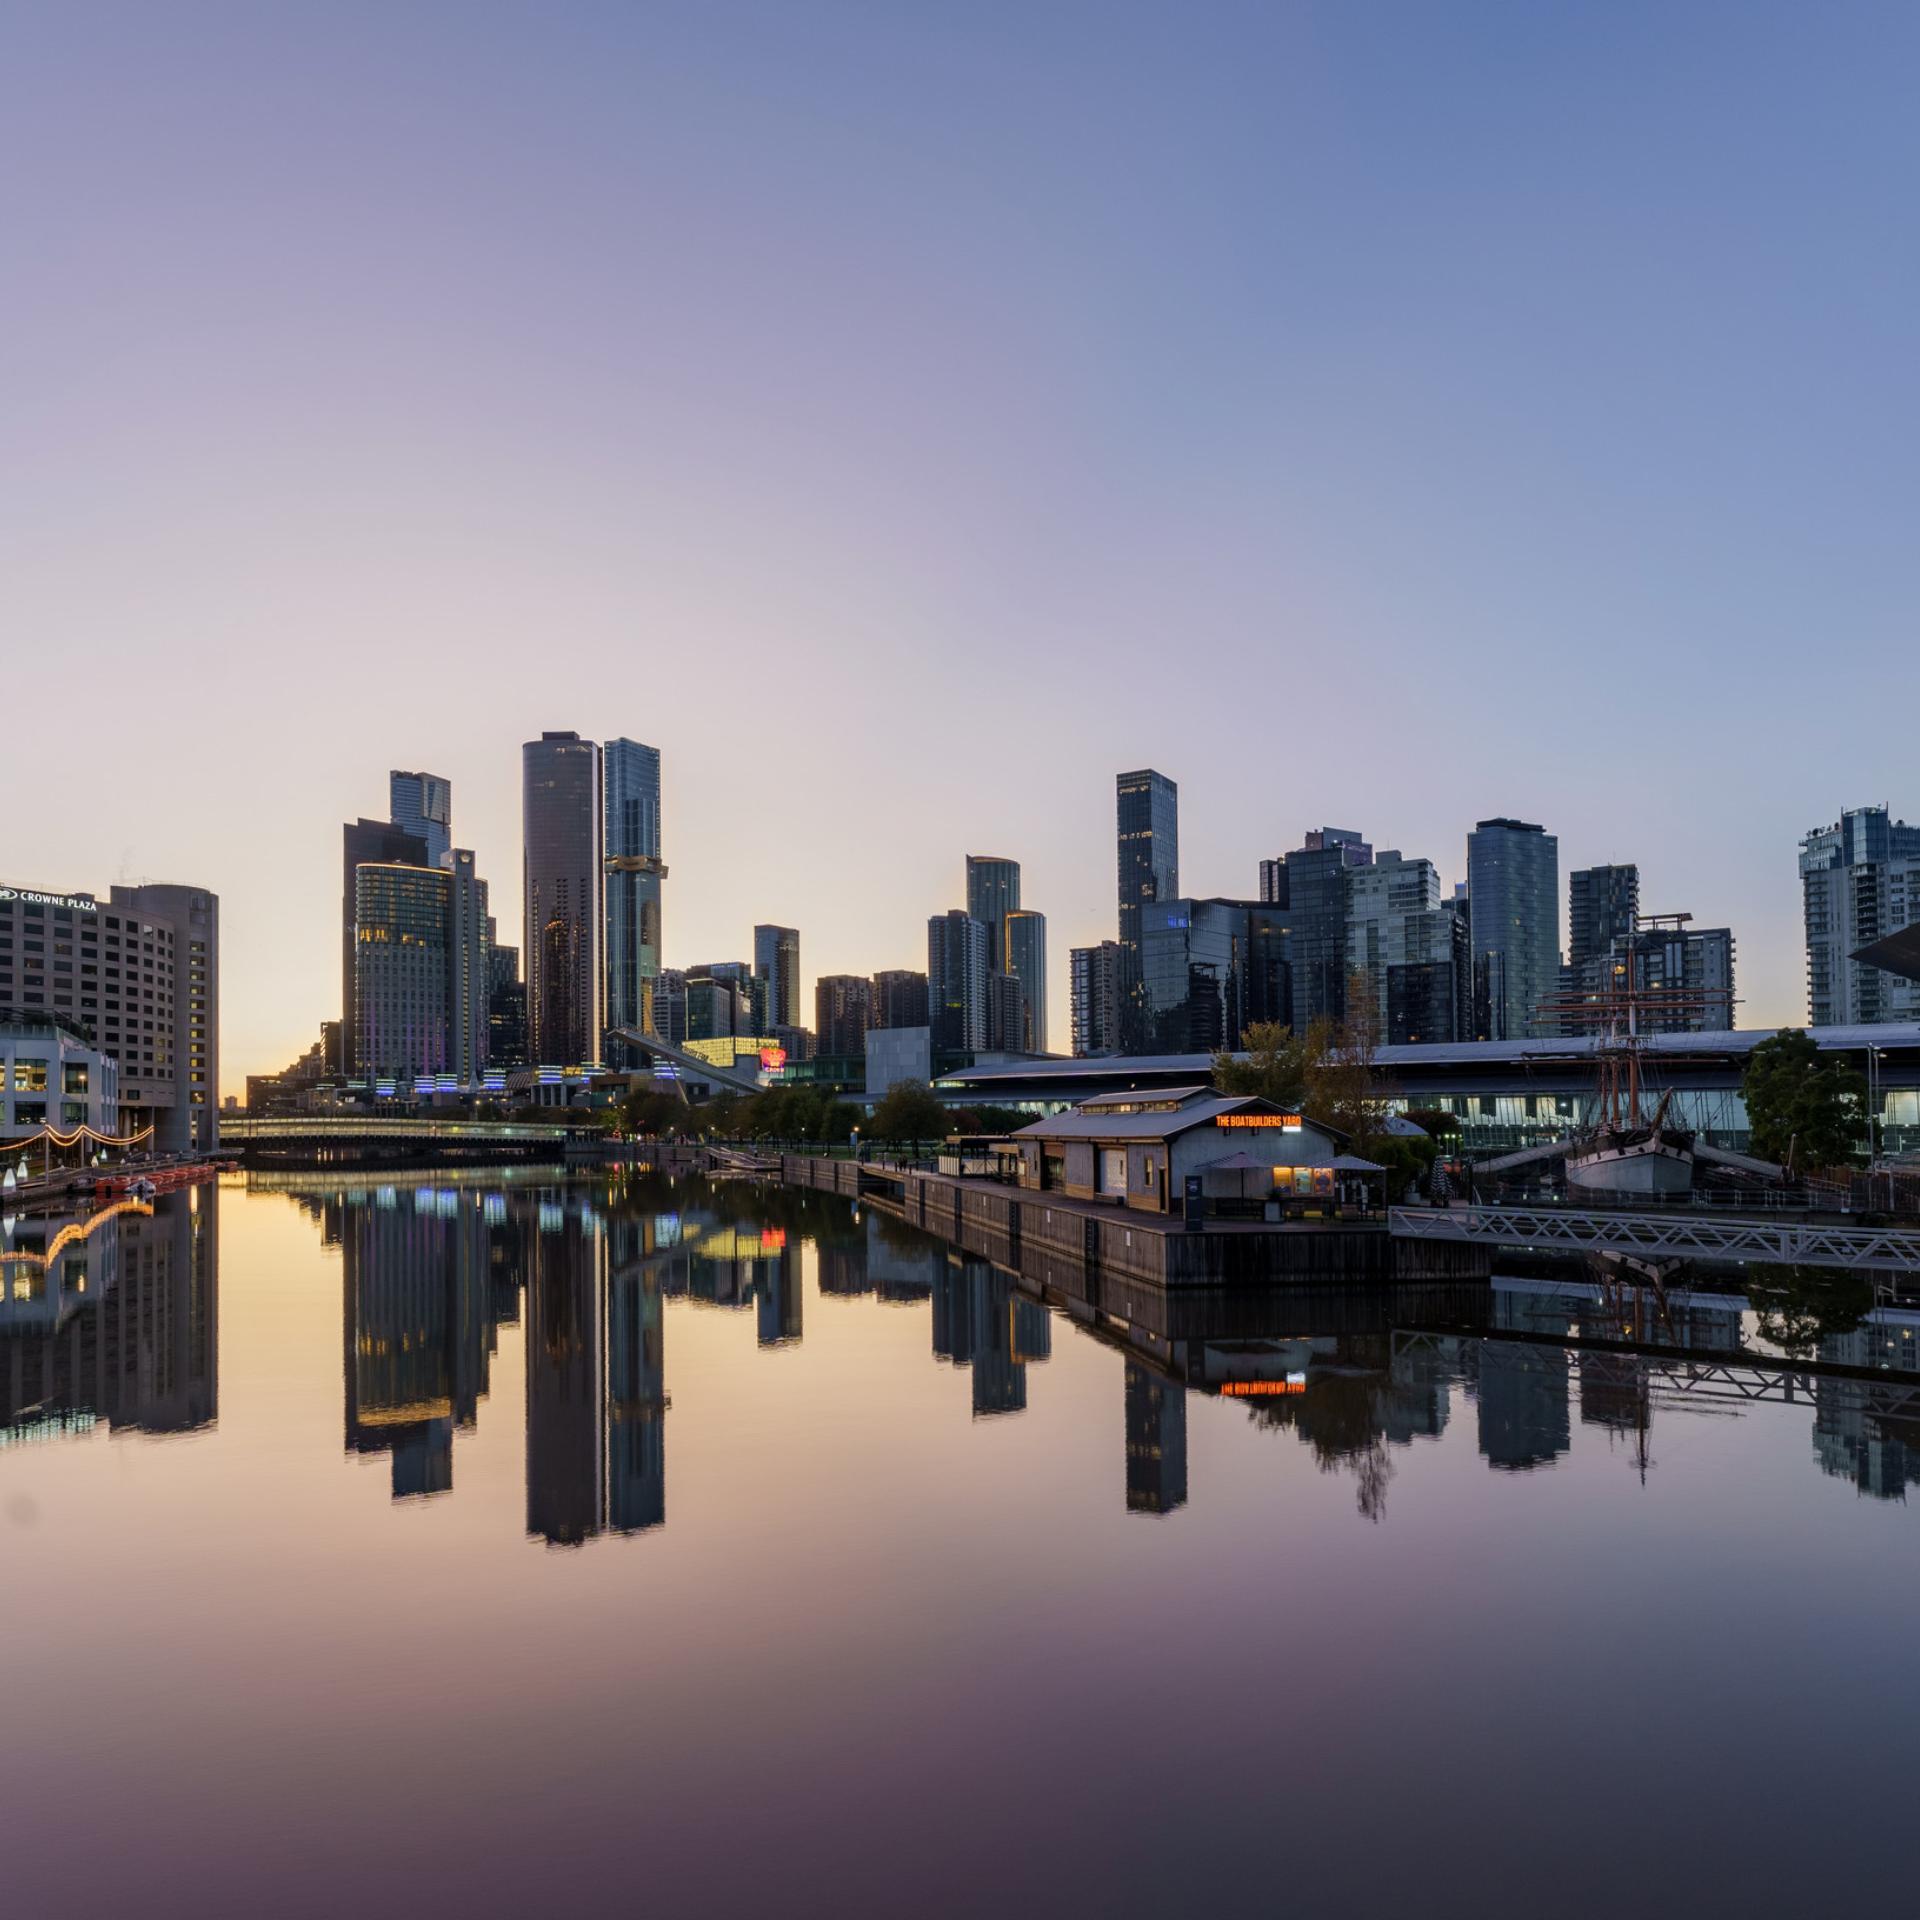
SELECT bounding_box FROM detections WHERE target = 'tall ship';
[1546,914,1730,1201]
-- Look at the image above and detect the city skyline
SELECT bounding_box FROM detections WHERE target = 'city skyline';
[9,734,1911,1091]
[9,5,1915,1091]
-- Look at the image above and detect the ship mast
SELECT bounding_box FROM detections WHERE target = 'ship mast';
[1537,911,1732,1137]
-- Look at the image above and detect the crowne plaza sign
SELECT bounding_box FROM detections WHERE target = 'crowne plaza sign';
[0,886,97,912]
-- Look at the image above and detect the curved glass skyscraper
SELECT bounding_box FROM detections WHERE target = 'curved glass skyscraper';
[604,737,664,1057]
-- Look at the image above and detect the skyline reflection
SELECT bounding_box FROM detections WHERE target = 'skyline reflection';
[4,1176,1918,1525]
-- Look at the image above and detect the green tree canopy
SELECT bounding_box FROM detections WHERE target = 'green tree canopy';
[1741,1028,1869,1170]
[1212,1021,1310,1107]
[867,1080,951,1142]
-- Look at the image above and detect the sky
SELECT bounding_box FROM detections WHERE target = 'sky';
[4,1,1914,1094]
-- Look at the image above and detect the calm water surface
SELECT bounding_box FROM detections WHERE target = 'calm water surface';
[3,1171,1917,1918]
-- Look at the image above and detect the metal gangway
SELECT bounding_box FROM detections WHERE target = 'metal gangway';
[1390,1203,1920,1275]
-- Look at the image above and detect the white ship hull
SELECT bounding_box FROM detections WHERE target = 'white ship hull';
[1567,1134,1694,1197]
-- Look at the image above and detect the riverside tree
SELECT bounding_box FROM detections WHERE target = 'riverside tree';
[1741,1028,1869,1170]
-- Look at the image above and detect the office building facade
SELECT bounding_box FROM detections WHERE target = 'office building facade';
[1285,828,1372,1031]
[1070,941,1125,1057]
[0,1008,118,1141]
[872,969,930,1031]
[1568,864,1640,966]
[1468,818,1560,1040]
[341,819,428,1076]
[1138,898,1289,1055]
[354,864,457,1085]
[987,972,1027,1053]
[815,975,874,1057]
[927,911,990,1052]
[1800,806,1920,1025]
[1116,769,1178,1051]
[389,770,452,868]
[753,924,801,1032]
[487,941,527,1071]
[1560,921,1737,1035]
[0,879,219,1153]
[604,737,665,1056]
[523,732,605,1067]
[1386,900,1472,1045]
[1004,908,1048,1053]
[1345,851,1441,1036]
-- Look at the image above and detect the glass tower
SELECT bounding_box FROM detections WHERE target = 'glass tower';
[965,857,1021,972]
[603,737,664,1057]
[927,911,989,1051]
[1568,864,1640,966]
[522,732,604,1068]
[1005,909,1048,1052]
[1467,818,1560,1040]
[753,924,801,1031]
[1116,769,1178,1052]
[353,863,452,1084]
[389,770,452,868]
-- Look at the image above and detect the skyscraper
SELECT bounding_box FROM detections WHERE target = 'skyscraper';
[1568,864,1640,966]
[1800,806,1920,1025]
[965,856,1021,972]
[389,770,452,868]
[445,849,490,1085]
[1116,769,1178,1051]
[987,972,1026,1053]
[522,731,605,1068]
[1467,818,1560,1041]
[1285,828,1373,1031]
[927,910,989,1051]
[354,863,454,1083]
[341,818,428,1076]
[815,975,875,1056]
[1070,941,1124,1056]
[487,940,527,1071]
[753,924,801,1031]
[603,737,665,1058]
[110,881,221,1154]
[1004,909,1048,1052]
[872,969,930,1030]
[1344,851,1441,1036]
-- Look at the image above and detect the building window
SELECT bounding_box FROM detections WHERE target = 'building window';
[64,1063,88,1094]
[10,1060,47,1092]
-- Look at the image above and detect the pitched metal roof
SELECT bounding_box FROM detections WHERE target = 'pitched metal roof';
[1014,1094,1338,1145]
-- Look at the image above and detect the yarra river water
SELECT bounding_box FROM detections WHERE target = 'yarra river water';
[3,1170,1917,1917]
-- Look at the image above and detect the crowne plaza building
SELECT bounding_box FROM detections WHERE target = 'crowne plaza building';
[0,880,219,1153]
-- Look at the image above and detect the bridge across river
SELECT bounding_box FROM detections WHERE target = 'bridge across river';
[219,1114,604,1164]
[1390,1203,1920,1274]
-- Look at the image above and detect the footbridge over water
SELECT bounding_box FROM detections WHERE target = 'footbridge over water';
[219,1114,602,1166]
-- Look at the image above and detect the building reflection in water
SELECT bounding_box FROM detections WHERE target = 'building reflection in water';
[606,1215,666,1534]
[0,1188,217,1445]
[339,1185,506,1499]
[1123,1362,1187,1514]
[23,1174,1914,1533]
[526,1194,605,1545]
[932,1256,1051,1417]
[1813,1320,1920,1500]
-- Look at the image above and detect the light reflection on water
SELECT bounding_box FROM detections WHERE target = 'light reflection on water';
[2,1171,1917,1917]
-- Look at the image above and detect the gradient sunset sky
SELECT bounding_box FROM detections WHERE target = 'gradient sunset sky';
[7,2,1914,1092]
